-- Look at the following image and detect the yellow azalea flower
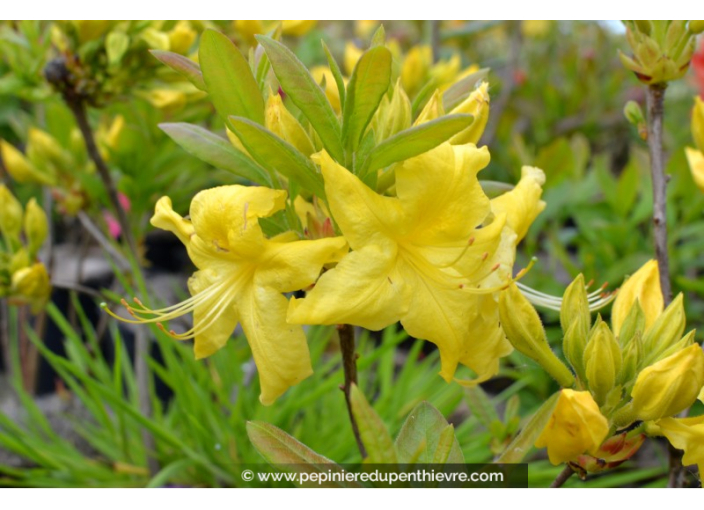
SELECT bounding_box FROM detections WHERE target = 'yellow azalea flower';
[108,186,347,405]
[655,415,704,476]
[610,259,663,335]
[168,21,197,55]
[233,20,264,45]
[627,344,704,422]
[281,20,317,37]
[685,147,704,194]
[401,46,432,98]
[288,143,515,384]
[535,389,609,465]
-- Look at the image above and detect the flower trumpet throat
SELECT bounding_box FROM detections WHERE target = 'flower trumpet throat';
[104,185,347,405]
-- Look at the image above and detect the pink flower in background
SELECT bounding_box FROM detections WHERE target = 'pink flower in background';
[104,192,131,239]
[693,39,704,98]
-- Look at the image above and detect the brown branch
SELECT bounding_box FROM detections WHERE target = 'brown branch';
[338,324,366,458]
[550,465,575,488]
[646,83,683,487]
[646,84,672,305]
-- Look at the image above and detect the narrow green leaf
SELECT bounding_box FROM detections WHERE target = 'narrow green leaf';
[431,425,457,464]
[246,421,360,488]
[395,401,464,464]
[464,386,500,429]
[146,459,197,488]
[159,122,272,186]
[229,116,325,199]
[361,114,474,175]
[342,45,392,152]
[496,392,559,463]
[199,29,265,125]
[321,40,346,108]
[442,68,489,111]
[350,384,397,463]
[256,35,344,162]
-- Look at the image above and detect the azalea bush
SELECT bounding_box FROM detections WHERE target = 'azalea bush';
[1,20,704,488]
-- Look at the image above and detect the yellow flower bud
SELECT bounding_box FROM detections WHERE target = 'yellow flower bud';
[23,198,48,257]
[0,140,55,186]
[234,20,264,45]
[689,20,704,35]
[0,184,23,241]
[619,331,642,386]
[693,96,704,153]
[371,80,412,142]
[611,260,663,335]
[449,82,490,145]
[535,389,609,465]
[499,282,574,387]
[281,20,316,37]
[414,90,445,126]
[168,21,197,55]
[265,92,315,156]
[584,322,622,406]
[311,66,342,113]
[628,344,704,422]
[344,42,364,76]
[401,46,432,98]
[10,262,51,313]
[429,54,461,90]
[685,147,704,194]
[641,293,686,361]
[9,248,30,274]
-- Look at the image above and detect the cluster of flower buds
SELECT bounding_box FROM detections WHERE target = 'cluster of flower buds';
[499,260,704,478]
[0,185,50,312]
[0,119,123,215]
[619,20,703,85]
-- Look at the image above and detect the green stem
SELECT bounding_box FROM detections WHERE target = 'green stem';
[338,324,367,458]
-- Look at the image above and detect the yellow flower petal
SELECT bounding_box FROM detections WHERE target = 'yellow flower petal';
[611,260,663,335]
[288,245,409,331]
[449,82,490,145]
[0,140,55,186]
[490,166,546,244]
[656,415,704,476]
[693,96,704,153]
[414,89,445,126]
[239,285,313,405]
[685,147,704,193]
[281,20,316,37]
[150,196,194,245]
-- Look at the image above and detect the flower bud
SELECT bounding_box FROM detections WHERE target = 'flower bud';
[611,260,663,335]
[265,92,315,156]
[401,46,432,98]
[168,21,197,55]
[690,20,704,34]
[584,322,622,406]
[0,140,55,186]
[234,20,264,45]
[616,300,645,347]
[23,198,48,257]
[449,82,490,145]
[499,282,574,387]
[693,96,704,153]
[619,331,643,385]
[372,80,412,142]
[344,42,363,76]
[311,66,342,113]
[628,344,704,422]
[10,262,51,313]
[641,293,686,362]
[0,184,23,241]
[535,389,609,465]
[572,432,646,475]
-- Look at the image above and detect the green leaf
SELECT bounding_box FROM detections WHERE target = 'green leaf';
[256,35,344,162]
[246,421,360,488]
[496,392,559,463]
[342,45,392,153]
[106,31,129,66]
[360,114,474,175]
[150,51,206,90]
[199,29,265,125]
[464,386,500,429]
[321,40,346,108]
[395,401,464,464]
[159,122,272,186]
[229,116,325,199]
[350,384,397,463]
[370,25,386,47]
[442,68,489,111]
